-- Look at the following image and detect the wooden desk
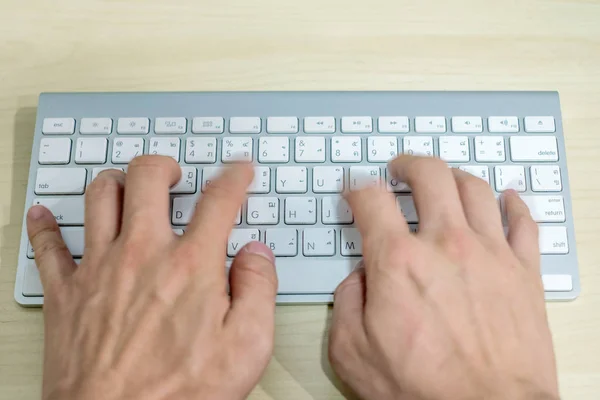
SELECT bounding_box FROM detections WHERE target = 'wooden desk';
[1,1,599,398]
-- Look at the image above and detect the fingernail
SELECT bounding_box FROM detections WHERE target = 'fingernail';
[503,189,518,198]
[242,241,275,264]
[27,205,47,221]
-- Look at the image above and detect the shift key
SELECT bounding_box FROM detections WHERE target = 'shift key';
[33,197,84,225]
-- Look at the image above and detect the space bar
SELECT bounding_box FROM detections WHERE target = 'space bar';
[276,259,356,294]
[227,259,356,294]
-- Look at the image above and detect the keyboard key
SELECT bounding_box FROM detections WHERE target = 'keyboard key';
[525,116,555,133]
[117,118,149,134]
[322,196,353,224]
[201,167,222,192]
[341,117,373,133]
[185,138,217,163]
[439,136,469,162]
[265,229,298,256]
[155,117,187,134]
[248,167,271,194]
[32,197,84,225]
[313,166,344,193]
[247,197,279,224]
[75,138,107,164]
[451,116,483,133]
[296,137,326,162]
[531,166,562,192]
[350,166,381,191]
[285,197,316,224]
[35,168,86,195]
[228,229,260,257]
[22,262,43,296]
[332,137,362,162]
[539,226,568,254]
[415,117,446,133]
[488,116,519,133]
[92,167,124,180]
[42,118,75,134]
[386,167,410,192]
[222,137,253,162]
[403,136,433,156]
[170,167,197,194]
[230,117,261,134]
[149,137,181,161]
[341,228,362,256]
[38,138,71,165]
[474,136,505,162]
[378,116,409,133]
[276,166,307,193]
[192,117,224,134]
[367,137,398,162]
[28,227,84,258]
[519,195,565,222]
[172,196,197,225]
[459,165,490,184]
[494,166,526,192]
[80,118,112,134]
[542,275,573,292]
[303,228,336,256]
[304,117,335,133]
[396,196,418,222]
[510,136,558,162]
[112,138,144,163]
[259,137,289,163]
[267,117,298,134]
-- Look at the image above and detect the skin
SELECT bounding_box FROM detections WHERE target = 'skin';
[27,155,560,400]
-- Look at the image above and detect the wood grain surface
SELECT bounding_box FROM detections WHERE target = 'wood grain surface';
[0,1,599,398]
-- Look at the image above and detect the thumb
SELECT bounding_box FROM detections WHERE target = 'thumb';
[331,262,366,331]
[26,205,77,290]
[226,241,278,329]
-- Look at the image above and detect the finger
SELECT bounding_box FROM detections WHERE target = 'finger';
[388,156,467,233]
[332,263,366,332]
[184,164,254,257]
[345,185,408,260]
[84,169,125,254]
[451,168,504,240]
[122,156,181,237]
[27,205,77,288]
[503,190,540,270]
[225,241,278,333]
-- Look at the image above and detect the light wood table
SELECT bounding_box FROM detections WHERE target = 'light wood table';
[1,1,599,399]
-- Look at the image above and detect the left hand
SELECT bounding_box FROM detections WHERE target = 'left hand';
[27,157,278,400]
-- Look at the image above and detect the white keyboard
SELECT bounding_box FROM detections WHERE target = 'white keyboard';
[14,91,580,306]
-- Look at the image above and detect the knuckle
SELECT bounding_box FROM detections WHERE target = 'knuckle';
[117,235,147,268]
[513,214,538,235]
[438,227,476,260]
[457,173,491,195]
[87,173,123,198]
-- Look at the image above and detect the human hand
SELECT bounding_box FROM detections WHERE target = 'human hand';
[27,157,277,400]
[329,156,559,400]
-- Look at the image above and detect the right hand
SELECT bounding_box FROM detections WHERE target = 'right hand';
[329,155,559,400]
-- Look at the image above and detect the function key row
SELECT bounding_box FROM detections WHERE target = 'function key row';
[42,116,557,135]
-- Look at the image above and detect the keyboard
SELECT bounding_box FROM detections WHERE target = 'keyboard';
[14,91,580,306]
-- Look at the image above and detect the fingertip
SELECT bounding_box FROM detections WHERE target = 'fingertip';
[241,241,275,264]
[27,205,50,222]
